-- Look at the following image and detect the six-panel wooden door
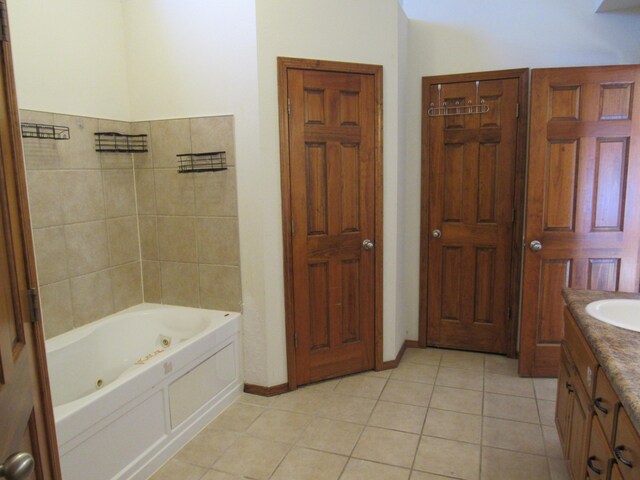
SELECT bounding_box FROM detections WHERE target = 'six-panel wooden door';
[285,65,378,385]
[423,74,522,354]
[519,65,640,376]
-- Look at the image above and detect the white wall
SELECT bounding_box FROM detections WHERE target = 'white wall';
[256,0,408,383]
[400,0,640,341]
[9,0,130,120]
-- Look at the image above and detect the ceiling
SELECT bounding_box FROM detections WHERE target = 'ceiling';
[595,0,640,12]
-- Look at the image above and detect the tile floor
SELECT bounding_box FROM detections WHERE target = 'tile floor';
[150,348,570,480]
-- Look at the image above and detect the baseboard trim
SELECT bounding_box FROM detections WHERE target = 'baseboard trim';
[382,339,419,370]
[244,382,290,397]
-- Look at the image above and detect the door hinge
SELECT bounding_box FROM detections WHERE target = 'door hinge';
[0,1,8,43]
[516,103,519,118]
[27,288,39,323]
[294,332,298,349]
[287,98,291,115]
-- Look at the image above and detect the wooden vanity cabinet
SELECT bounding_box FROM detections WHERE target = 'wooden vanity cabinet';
[558,307,640,480]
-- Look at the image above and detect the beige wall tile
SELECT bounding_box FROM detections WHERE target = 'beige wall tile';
[110,262,143,312]
[26,170,64,228]
[150,119,191,168]
[157,216,197,262]
[65,220,109,276]
[154,169,195,215]
[22,138,61,170]
[70,270,114,327]
[190,116,235,166]
[194,167,238,217]
[107,216,140,265]
[134,169,156,214]
[197,217,240,265]
[60,170,105,223]
[139,215,159,260]
[54,114,101,169]
[160,261,199,307]
[142,260,162,303]
[199,265,241,311]
[39,280,74,338]
[33,227,68,285]
[20,109,54,125]
[103,169,136,218]
[131,122,152,169]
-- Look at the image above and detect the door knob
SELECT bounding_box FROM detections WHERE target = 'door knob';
[362,239,374,250]
[529,240,543,252]
[432,229,442,239]
[0,452,35,480]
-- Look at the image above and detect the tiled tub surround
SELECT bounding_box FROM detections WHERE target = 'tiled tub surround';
[150,348,570,480]
[21,110,241,338]
[132,117,241,311]
[562,288,640,433]
[22,110,142,338]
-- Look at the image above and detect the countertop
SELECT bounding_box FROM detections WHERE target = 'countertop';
[562,288,640,433]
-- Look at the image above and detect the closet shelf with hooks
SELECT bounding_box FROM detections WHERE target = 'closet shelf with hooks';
[94,132,148,153]
[21,122,70,140]
[177,151,227,173]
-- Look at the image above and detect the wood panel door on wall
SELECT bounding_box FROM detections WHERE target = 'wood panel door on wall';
[519,65,640,377]
[281,60,381,386]
[0,1,60,477]
[422,72,526,354]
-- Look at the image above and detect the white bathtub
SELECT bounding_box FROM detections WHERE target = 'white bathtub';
[46,303,243,480]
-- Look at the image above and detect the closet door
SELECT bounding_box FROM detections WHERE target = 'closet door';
[419,69,528,355]
[519,65,640,376]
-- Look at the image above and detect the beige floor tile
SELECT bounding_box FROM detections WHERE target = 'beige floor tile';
[483,392,540,423]
[548,457,571,480]
[270,447,347,480]
[538,399,557,426]
[436,367,484,391]
[414,436,480,480]
[200,470,245,480]
[402,348,442,366]
[271,388,332,415]
[236,393,275,407]
[368,400,427,434]
[390,362,439,384]
[534,378,558,401]
[334,374,387,399]
[440,350,485,372]
[410,472,458,480]
[542,425,564,458]
[423,408,482,444]
[175,427,238,467]
[318,392,377,424]
[484,372,535,398]
[352,426,419,468]
[208,403,265,432]
[380,380,433,407]
[213,435,289,479]
[429,386,483,415]
[480,447,550,480]
[340,458,410,480]
[297,417,363,455]
[149,459,208,480]
[246,408,312,443]
[303,377,341,392]
[484,355,518,376]
[482,417,546,455]
[363,369,392,379]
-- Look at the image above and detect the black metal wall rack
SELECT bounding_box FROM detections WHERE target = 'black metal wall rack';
[177,151,227,173]
[94,132,148,153]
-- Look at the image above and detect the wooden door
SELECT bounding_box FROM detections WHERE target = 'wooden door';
[519,65,640,376]
[0,2,60,478]
[421,71,526,354]
[279,59,382,387]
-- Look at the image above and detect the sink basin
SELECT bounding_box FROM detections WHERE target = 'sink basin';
[585,299,640,332]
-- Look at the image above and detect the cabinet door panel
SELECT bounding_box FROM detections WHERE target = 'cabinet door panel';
[568,378,593,480]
